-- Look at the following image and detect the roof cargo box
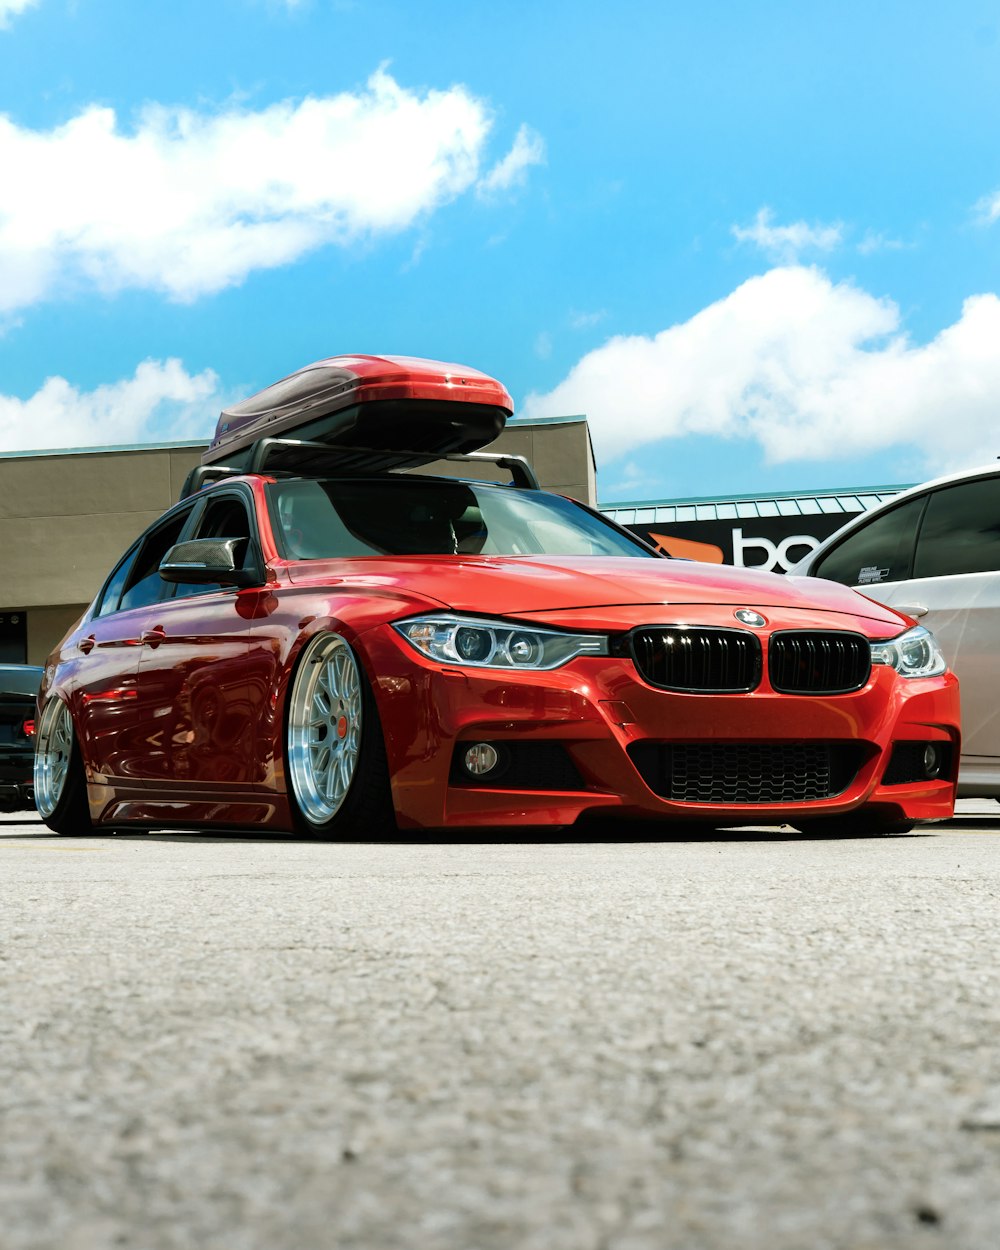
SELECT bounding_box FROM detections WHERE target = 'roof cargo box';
[203,354,513,473]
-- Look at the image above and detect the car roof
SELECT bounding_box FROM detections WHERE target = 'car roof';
[793,461,1000,569]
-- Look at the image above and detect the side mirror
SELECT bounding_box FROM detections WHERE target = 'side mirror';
[159,537,261,588]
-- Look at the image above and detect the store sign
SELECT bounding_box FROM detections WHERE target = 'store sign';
[626,514,859,574]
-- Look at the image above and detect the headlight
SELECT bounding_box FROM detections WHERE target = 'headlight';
[870,625,948,678]
[393,614,609,670]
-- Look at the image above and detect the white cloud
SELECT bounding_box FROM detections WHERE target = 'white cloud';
[732,207,843,263]
[521,266,1000,476]
[569,308,608,330]
[0,69,538,311]
[477,124,545,197]
[974,189,1000,224]
[0,360,225,452]
[0,0,37,29]
[857,229,907,255]
[534,330,553,360]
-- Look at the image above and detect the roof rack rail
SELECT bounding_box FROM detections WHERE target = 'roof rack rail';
[178,465,243,500]
[179,438,540,499]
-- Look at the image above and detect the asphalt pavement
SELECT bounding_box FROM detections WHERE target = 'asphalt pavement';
[3,803,1000,1250]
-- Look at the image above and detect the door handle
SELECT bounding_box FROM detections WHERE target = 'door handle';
[894,604,929,619]
[78,635,96,655]
[140,626,167,648]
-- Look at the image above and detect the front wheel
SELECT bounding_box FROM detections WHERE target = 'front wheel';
[285,633,396,838]
[34,698,94,836]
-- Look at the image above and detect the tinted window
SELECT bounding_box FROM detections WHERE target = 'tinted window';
[268,478,656,560]
[813,496,926,587]
[118,510,192,613]
[170,494,255,599]
[94,548,139,617]
[913,477,1000,578]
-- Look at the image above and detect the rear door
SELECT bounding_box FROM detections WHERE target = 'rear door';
[72,508,193,781]
[131,489,260,785]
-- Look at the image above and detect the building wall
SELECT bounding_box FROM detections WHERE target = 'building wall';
[0,420,595,664]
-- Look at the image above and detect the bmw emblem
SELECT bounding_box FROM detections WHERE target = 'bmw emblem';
[734,608,766,628]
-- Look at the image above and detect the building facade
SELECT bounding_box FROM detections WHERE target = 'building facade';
[603,485,906,572]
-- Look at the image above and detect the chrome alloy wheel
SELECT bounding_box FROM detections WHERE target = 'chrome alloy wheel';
[34,698,74,819]
[288,634,364,825]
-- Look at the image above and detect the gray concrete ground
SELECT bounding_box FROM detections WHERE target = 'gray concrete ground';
[3,803,1000,1250]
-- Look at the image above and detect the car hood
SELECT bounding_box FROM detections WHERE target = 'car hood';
[287,555,911,629]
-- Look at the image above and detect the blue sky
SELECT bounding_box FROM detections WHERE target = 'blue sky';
[1,0,999,503]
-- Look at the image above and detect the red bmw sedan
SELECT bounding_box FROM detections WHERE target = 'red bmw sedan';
[34,356,959,838]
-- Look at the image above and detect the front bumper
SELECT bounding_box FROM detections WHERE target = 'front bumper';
[363,626,961,830]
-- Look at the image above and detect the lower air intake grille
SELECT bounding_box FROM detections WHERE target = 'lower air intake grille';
[629,628,761,692]
[769,631,871,694]
[628,742,866,804]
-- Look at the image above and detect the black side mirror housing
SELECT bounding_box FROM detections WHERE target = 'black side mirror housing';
[159,537,262,588]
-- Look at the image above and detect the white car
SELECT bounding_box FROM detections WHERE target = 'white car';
[789,463,1000,798]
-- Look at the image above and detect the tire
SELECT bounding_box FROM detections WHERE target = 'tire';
[285,633,396,838]
[794,813,915,838]
[34,698,94,836]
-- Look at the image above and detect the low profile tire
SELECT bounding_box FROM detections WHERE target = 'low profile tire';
[286,633,396,838]
[795,814,915,838]
[34,698,94,836]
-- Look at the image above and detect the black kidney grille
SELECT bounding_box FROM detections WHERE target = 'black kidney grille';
[630,628,761,692]
[628,741,865,804]
[768,631,871,694]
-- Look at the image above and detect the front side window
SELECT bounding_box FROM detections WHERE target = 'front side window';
[813,496,927,587]
[117,509,193,613]
[169,494,257,599]
[912,477,1000,579]
[94,548,139,617]
[268,478,656,561]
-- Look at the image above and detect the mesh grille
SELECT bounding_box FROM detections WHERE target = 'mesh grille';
[769,632,871,694]
[628,742,865,804]
[629,628,761,693]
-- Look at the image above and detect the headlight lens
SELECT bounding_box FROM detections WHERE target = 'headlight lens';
[393,614,609,670]
[870,625,948,678]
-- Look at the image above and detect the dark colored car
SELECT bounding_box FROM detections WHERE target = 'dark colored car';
[0,664,43,811]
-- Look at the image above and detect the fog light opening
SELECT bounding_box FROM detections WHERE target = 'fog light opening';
[463,742,502,777]
[922,744,942,779]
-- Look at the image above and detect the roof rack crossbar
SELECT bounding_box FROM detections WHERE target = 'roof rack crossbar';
[180,438,541,501]
[246,437,541,488]
[445,451,539,490]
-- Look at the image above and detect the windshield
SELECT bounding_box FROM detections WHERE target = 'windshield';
[267,478,657,560]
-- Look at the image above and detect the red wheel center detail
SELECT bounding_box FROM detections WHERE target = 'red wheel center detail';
[337,716,348,739]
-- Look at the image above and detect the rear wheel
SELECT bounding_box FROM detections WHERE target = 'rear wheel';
[286,633,396,838]
[34,698,93,836]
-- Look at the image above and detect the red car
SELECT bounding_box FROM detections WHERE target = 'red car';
[34,355,959,838]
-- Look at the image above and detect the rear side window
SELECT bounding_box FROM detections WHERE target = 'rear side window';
[913,477,1000,578]
[813,496,926,587]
